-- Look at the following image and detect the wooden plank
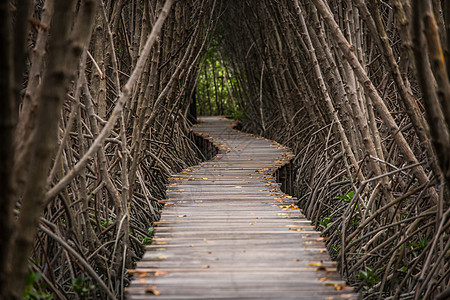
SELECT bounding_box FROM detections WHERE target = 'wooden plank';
[127,116,359,299]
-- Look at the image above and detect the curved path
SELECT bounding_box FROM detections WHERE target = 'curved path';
[127,116,358,299]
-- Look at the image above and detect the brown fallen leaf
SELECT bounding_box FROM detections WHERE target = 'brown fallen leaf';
[135,271,148,277]
[309,262,322,267]
[145,285,160,295]
[154,271,168,276]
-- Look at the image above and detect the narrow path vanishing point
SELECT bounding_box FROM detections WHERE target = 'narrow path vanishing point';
[127,116,358,299]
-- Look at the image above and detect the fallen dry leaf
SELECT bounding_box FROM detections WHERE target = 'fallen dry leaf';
[154,271,168,276]
[145,285,160,295]
[135,271,148,277]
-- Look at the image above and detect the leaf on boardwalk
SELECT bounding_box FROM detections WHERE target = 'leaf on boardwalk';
[202,177,208,180]
[135,271,148,277]
[156,241,166,245]
[234,186,243,188]
[202,265,210,269]
[309,262,322,267]
[154,271,168,276]
[156,256,167,260]
[324,282,346,291]
[281,204,300,210]
[177,215,187,217]
[145,285,161,295]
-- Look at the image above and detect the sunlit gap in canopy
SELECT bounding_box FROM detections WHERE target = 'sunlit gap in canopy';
[195,39,243,119]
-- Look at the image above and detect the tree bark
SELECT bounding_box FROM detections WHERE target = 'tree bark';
[7,1,97,297]
[0,1,15,296]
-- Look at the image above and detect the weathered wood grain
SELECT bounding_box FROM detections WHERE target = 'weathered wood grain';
[127,116,359,299]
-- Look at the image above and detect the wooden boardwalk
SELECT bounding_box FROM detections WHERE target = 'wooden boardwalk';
[127,116,358,299]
